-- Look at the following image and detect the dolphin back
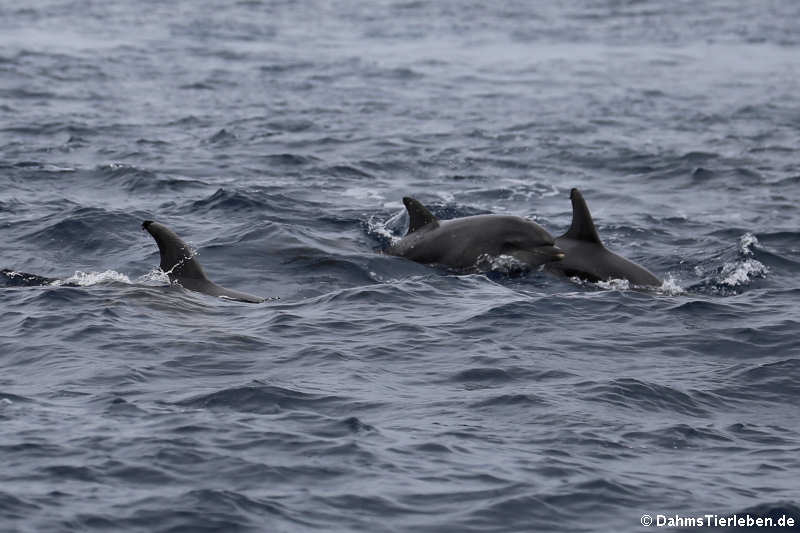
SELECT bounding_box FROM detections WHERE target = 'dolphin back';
[387,199,563,270]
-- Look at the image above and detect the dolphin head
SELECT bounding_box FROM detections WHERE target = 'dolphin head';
[501,218,564,266]
[142,220,208,282]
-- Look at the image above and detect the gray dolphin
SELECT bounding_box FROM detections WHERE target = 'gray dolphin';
[546,189,661,287]
[385,197,564,271]
[142,220,265,303]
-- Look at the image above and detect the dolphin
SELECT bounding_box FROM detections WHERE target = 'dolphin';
[1,269,59,287]
[546,189,661,287]
[142,220,265,303]
[385,197,564,271]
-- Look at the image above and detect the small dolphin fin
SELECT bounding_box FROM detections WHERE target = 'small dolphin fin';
[564,188,602,244]
[1,269,57,287]
[402,197,439,234]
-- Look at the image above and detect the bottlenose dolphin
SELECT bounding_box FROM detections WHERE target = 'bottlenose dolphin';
[546,189,661,287]
[385,197,564,271]
[142,220,265,303]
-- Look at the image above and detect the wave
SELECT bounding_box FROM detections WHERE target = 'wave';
[189,188,271,213]
[257,152,317,165]
[622,423,733,450]
[463,478,645,532]
[95,164,206,193]
[185,188,322,218]
[577,378,711,417]
[22,208,142,253]
[715,358,800,403]
[0,391,33,404]
[470,393,548,408]
[173,382,358,415]
[451,367,515,384]
[0,491,40,520]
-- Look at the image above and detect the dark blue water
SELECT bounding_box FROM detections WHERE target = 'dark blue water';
[2,2,799,532]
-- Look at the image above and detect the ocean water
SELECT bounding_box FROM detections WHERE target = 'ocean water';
[1,1,799,532]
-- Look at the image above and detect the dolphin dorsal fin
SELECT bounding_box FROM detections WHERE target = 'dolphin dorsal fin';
[142,220,209,281]
[564,188,602,244]
[402,197,439,234]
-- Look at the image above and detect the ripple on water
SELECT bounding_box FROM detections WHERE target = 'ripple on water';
[575,378,712,417]
[172,382,362,415]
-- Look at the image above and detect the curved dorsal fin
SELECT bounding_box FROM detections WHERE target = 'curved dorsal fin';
[402,197,439,234]
[142,220,266,303]
[142,220,209,281]
[564,188,602,244]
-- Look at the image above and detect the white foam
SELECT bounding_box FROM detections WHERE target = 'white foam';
[50,269,175,287]
[657,274,686,296]
[136,268,171,285]
[739,232,759,255]
[595,278,631,291]
[720,258,768,287]
[3,271,32,279]
[717,233,768,287]
[43,164,76,172]
[568,276,587,286]
[438,191,455,203]
[567,274,683,294]
[540,184,561,197]
[475,253,528,274]
[55,270,133,286]
[368,211,404,244]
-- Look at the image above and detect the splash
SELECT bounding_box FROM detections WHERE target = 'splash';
[55,270,133,286]
[562,275,630,291]
[568,274,683,294]
[739,232,759,255]
[719,233,768,287]
[691,232,769,293]
[137,267,171,285]
[475,253,529,274]
[367,210,404,245]
[595,278,631,291]
[720,259,768,287]
[657,274,687,296]
[50,269,172,287]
